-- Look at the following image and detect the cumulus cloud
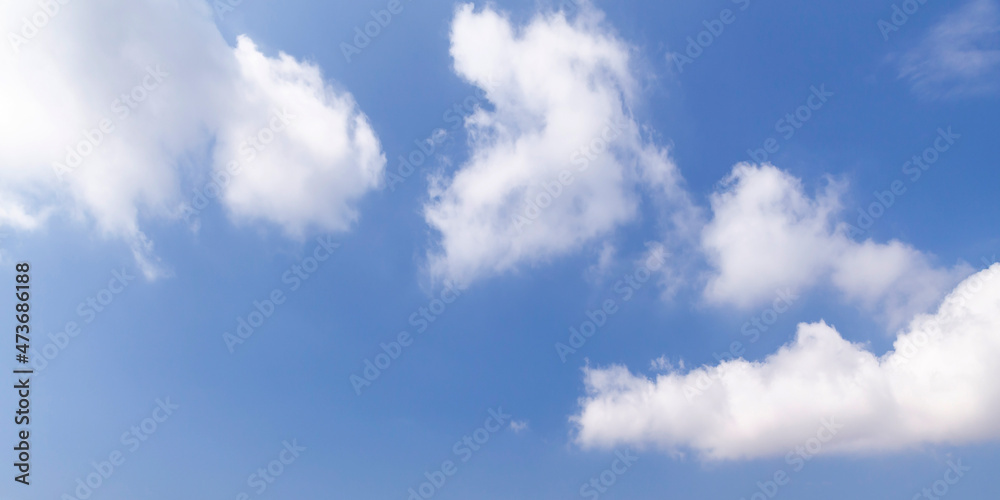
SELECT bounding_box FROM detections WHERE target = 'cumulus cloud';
[702,164,970,328]
[572,263,1000,460]
[0,0,384,276]
[423,2,692,286]
[213,37,385,237]
[899,0,1000,98]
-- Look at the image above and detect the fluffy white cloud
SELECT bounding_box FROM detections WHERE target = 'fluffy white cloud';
[424,2,692,286]
[573,263,1000,460]
[0,0,384,276]
[702,164,969,328]
[899,0,1000,98]
[213,37,385,237]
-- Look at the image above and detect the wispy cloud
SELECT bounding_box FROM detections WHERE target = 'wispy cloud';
[899,0,1000,98]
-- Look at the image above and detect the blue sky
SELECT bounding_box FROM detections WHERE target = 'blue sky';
[2,0,1000,498]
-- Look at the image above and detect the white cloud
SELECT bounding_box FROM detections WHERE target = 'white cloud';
[214,37,385,237]
[650,355,683,373]
[702,164,969,328]
[423,2,692,286]
[899,0,1000,98]
[573,263,1000,460]
[585,242,617,283]
[0,198,47,231]
[0,0,384,276]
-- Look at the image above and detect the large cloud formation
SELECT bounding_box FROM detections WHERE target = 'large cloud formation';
[573,263,1000,460]
[424,2,692,286]
[702,164,969,328]
[0,0,384,276]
